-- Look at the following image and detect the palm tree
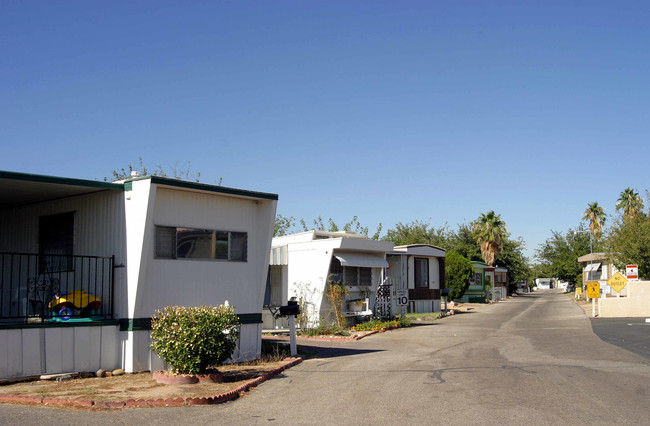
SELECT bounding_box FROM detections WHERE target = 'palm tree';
[616,187,644,220]
[473,211,507,267]
[582,202,606,238]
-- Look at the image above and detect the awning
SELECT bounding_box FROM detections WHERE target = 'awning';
[585,262,601,272]
[334,253,388,268]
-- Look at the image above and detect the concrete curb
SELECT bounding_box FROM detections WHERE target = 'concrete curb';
[0,357,303,409]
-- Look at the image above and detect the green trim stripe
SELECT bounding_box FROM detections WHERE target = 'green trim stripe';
[125,175,278,200]
[0,170,124,191]
[119,314,263,331]
[237,313,263,324]
[1,314,263,331]
[0,320,119,330]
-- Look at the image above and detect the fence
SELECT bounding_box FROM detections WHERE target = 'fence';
[0,252,114,323]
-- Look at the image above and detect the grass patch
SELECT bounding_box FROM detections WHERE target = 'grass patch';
[351,316,412,332]
[300,323,350,337]
[405,311,442,321]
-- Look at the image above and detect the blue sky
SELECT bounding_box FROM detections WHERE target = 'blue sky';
[2,1,649,259]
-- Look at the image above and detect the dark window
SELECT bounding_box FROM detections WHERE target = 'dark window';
[39,212,74,273]
[414,258,428,288]
[155,226,247,262]
[230,232,247,262]
[343,266,372,286]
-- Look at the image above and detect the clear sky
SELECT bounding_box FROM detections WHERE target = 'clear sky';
[2,1,649,259]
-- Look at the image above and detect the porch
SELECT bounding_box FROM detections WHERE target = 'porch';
[0,252,115,324]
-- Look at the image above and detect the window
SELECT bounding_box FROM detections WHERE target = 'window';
[414,258,428,288]
[39,212,74,273]
[329,256,372,286]
[155,226,247,262]
[343,266,372,286]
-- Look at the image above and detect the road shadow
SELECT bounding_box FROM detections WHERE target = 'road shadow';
[296,344,384,359]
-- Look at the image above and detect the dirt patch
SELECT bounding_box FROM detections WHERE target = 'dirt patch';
[0,359,294,408]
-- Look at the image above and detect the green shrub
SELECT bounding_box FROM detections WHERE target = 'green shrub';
[396,316,412,328]
[150,305,240,374]
[352,316,412,332]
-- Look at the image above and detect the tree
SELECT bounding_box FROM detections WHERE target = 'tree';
[495,237,530,294]
[445,252,474,300]
[616,188,644,220]
[582,202,606,239]
[607,214,650,280]
[104,156,212,183]
[274,214,296,237]
[383,220,450,247]
[473,211,507,266]
[536,226,593,284]
[300,216,382,240]
[446,223,482,262]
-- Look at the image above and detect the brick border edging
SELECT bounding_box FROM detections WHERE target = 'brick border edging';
[267,325,401,342]
[0,357,303,409]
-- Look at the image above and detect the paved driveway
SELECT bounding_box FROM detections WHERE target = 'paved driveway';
[1,290,649,425]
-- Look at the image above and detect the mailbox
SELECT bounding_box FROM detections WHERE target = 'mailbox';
[279,300,301,317]
[441,288,451,297]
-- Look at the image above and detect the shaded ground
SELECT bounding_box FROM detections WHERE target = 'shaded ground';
[0,360,289,405]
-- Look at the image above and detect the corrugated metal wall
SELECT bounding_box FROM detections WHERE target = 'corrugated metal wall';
[0,190,126,260]
[0,326,120,379]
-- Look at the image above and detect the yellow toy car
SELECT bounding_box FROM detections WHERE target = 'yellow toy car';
[49,290,102,320]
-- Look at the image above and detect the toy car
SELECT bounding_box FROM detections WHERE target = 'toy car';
[49,290,101,320]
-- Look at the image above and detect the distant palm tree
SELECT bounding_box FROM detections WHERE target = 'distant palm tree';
[616,187,644,220]
[583,202,606,238]
[473,211,507,267]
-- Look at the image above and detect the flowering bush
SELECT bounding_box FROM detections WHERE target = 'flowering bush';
[150,305,240,375]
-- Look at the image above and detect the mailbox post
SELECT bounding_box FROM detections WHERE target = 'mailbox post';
[441,288,451,313]
[279,300,300,356]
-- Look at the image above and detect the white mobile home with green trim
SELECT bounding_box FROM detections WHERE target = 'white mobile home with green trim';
[0,170,276,380]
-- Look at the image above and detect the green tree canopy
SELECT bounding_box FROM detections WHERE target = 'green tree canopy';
[446,223,482,261]
[582,202,606,239]
[495,237,531,293]
[445,252,474,300]
[536,226,594,284]
[473,211,507,266]
[383,220,450,247]
[607,214,650,279]
[616,187,644,220]
[299,216,382,240]
[274,214,296,237]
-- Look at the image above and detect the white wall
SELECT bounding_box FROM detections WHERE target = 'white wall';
[122,182,276,371]
[0,325,119,379]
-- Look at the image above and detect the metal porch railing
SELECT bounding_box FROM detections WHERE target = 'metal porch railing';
[0,252,114,323]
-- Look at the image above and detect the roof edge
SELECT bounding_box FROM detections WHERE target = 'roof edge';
[0,170,124,191]
[125,175,278,200]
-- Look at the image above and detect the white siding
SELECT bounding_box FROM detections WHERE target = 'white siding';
[0,326,120,379]
[0,190,126,259]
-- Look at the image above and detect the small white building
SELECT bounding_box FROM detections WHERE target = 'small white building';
[385,245,446,313]
[264,231,394,328]
[535,278,553,289]
[0,170,277,380]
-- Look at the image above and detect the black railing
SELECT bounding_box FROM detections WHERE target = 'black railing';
[0,252,114,323]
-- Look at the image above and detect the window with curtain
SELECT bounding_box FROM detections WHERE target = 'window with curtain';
[155,226,247,262]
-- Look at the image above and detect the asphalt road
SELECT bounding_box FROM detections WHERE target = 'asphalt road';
[1,290,649,425]
[591,316,650,360]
